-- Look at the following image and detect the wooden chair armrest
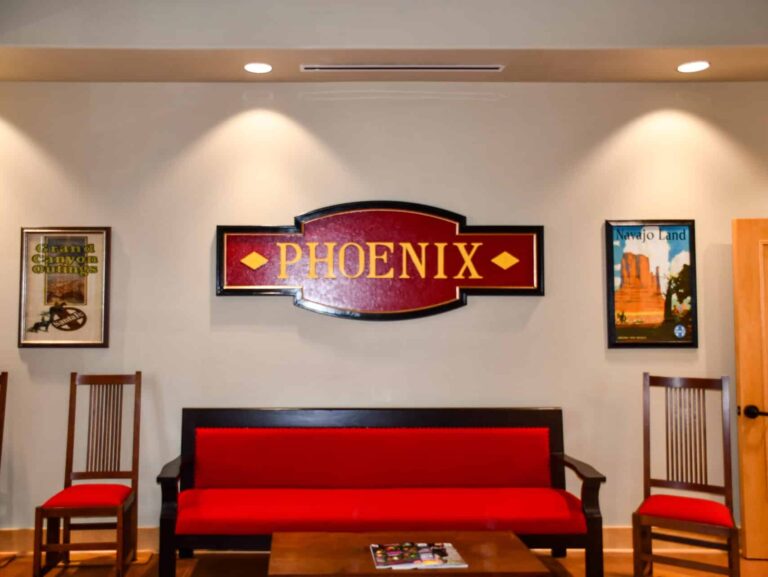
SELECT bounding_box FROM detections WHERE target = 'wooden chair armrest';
[557,454,606,517]
[560,454,606,483]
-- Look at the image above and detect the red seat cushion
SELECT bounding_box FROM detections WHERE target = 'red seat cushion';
[43,484,132,509]
[637,494,734,528]
[194,427,551,489]
[176,487,586,535]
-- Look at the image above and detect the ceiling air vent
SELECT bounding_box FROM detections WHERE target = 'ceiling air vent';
[300,64,505,73]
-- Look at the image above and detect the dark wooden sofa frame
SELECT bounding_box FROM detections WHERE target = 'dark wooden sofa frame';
[157,408,606,577]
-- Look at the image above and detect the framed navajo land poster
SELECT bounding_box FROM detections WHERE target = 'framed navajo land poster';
[605,220,697,348]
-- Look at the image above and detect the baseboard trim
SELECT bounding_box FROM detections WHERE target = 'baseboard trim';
[0,526,714,555]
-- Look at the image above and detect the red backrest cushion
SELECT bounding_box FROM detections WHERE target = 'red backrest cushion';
[194,427,551,489]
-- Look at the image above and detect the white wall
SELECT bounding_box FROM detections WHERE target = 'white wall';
[1,0,768,49]
[0,81,767,528]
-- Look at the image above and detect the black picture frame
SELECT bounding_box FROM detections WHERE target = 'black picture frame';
[605,220,697,348]
[18,226,111,348]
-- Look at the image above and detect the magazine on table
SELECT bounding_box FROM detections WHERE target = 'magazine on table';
[370,542,468,570]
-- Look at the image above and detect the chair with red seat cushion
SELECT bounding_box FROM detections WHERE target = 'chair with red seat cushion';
[632,374,739,577]
[43,484,133,509]
[33,372,142,577]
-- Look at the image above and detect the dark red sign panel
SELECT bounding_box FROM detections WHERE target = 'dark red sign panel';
[217,202,543,320]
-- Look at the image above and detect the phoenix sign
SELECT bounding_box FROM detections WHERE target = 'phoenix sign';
[217,202,543,320]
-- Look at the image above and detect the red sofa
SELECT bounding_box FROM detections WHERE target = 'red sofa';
[158,409,605,577]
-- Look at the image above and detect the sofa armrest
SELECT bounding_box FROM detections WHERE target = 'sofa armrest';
[558,454,606,517]
[157,455,182,508]
[561,454,606,483]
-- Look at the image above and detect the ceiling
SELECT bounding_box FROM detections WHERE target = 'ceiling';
[1,46,767,83]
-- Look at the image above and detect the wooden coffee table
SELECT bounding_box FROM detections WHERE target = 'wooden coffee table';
[268,532,551,577]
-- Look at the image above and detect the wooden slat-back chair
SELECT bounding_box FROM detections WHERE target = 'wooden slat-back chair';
[632,373,739,577]
[33,372,142,577]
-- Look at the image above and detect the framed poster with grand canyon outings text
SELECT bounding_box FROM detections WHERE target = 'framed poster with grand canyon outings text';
[18,227,111,348]
[605,220,697,348]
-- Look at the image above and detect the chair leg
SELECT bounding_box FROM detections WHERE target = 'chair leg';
[32,508,43,577]
[632,514,642,577]
[123,504,132,565]
[124,500,136,563]
[585,517,604,577]
[179,548,194,559]
[632,513,651,577]
[550,546,566,558]
[641,525,652,576]
[728,529,741,577]
[130,500,138,562]
[44,516,61,571]
[61,518,71,564]
[116,508,126,577]
[159,514,177,577]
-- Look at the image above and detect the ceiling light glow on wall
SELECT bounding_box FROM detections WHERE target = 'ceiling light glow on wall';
[677,61,710,74]
[244,62,273,74]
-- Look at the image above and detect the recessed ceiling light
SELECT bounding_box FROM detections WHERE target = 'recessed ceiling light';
[244,62,273,74]
[677,61,710,74]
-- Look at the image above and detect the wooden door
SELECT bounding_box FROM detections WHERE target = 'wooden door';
[732,219,768,559]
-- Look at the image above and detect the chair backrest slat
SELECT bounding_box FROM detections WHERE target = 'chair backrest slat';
[665,387,708,486]
[86,383,124,472]
[65,372,141,489]
[644,372,732,506]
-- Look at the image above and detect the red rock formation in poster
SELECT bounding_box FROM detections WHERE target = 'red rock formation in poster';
[614,253,665,326]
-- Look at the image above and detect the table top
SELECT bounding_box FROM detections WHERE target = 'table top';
[268,531,551,577]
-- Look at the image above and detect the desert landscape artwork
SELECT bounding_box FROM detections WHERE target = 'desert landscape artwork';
[605,221,697,348]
